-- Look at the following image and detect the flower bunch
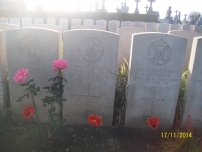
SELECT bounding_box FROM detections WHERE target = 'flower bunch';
[146,116,160,130]
[88,114,102,126]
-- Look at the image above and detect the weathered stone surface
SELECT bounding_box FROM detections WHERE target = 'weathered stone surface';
[194,26,202,33]
[108,20,120,33]
[121,21,134,28]
[157,23,169,33]
[169,24,181,31]
[34,18,44,24]
[6,28,60,122]
[71,25,105,30]
[169,30,202,71]
[63,30,119,126]
[133,22,145,28]
[71,19,81,29]
[47,18,56,25]
[181,25,191,31]
[22,18,32,27]
[116,27,151,61]
[145,22,157,32]
[59,18,68,31]
[181,36,202,129]
[84,19,94,25]
[95,20,107,29]
[125,33,187,129]
[9,18,20,26]
[28,24,63,59]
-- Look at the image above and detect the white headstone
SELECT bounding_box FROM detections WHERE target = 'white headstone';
[71,19,81,29]
[117,27,152,61]
[169,24,181,31]
[157,23,170,33]
[190,25,195,31]
[10,18,21,26]
[84,19,94,25]
[108,20,120,33]
[95,20,107,29]
[22,18,32,27]
[194,26,202,33]
[134,22,145,28]
[0,23,20,31]
[71,25,106,30]
[34,18,44,24]
[47,18,56,25]
[121,21,134,28]
[145,22,158,32]
[63,30,119,126]
[6,28,61,122]
[181,36,202,129]
[59,18,68,31]
[181,25,191,31]
[0,18,8,23]
[125,33,187,129]
[169,30,202,71]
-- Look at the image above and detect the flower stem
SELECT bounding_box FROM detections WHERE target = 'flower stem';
[30,93,40,124]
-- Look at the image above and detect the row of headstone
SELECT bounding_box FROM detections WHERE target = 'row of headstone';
[0,24,202,129]
[1,18,202,34]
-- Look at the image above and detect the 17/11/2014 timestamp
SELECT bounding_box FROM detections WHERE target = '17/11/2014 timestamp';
[161,132,192,138]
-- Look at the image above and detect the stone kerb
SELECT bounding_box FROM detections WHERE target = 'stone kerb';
[71,25,106,30]
[63,30,119,126]
[121,21,134,28]
[145,22,158,32]
[157,23,170,33]
[108,20,120,33]
[181,25,191,31]
[181,36,202,129]
[168,30,202,71]
[116,27,152,62]
[125,33,187,129]
[6,28,60,122]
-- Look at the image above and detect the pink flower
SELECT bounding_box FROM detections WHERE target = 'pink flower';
[13,68,29,83]
[52,59,69,71]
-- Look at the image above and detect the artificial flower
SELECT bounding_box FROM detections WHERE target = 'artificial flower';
[52,59,69,71]
[13,68,29,83]
[88,114,102,126]
[21,105,35,119]
[146,116,160,130]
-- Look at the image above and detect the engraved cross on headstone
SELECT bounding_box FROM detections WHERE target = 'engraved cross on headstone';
[141,87,164,115]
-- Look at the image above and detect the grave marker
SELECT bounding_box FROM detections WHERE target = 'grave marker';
[145,22,157,32]
[108,20,120,33]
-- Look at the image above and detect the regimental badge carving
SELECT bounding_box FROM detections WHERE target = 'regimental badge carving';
[20,35,43,61]
[78,37,103,62]
[147,39,171,66]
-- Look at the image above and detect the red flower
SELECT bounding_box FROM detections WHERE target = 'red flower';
[146,116,160,130]
[21,105,35,119]
[88,114,102,126]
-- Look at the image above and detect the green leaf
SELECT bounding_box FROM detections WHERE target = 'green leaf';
[36,87,40,91]
[52,106,56,113]
[27,79,34,83]
[43,104,46,107]
[16,96,24,102]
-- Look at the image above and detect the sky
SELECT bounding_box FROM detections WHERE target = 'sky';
[24,0,202,19]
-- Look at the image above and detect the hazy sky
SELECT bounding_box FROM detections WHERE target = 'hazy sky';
[24,0,202,19]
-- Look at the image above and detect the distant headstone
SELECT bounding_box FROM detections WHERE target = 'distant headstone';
[0,18,8,23]
[22,18,32,27]
[117,27,152,61]
[95,20,107,29]
[169,24,181,30]
[194,26,202,33]
[47,18,56,25]
[71,25,105,31]
[134,22,145,28]
[134,0,140,14]
[84,19,94,25]
[181,25,191,31]
[145,22,157,32]
[63,30,119,126]
[190,25,195,31]
[59,18,68,31]
[34,18,44,24]
[125,33,187,129]
[108,20,120,33]
[169,30,202,71]
[181,36,202,129]
[121,21,134,27]
[0,23,20,31]
[71,19,81,29]
[157,23,170,33]
[6,28,60,122]
[10,18,20,26]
